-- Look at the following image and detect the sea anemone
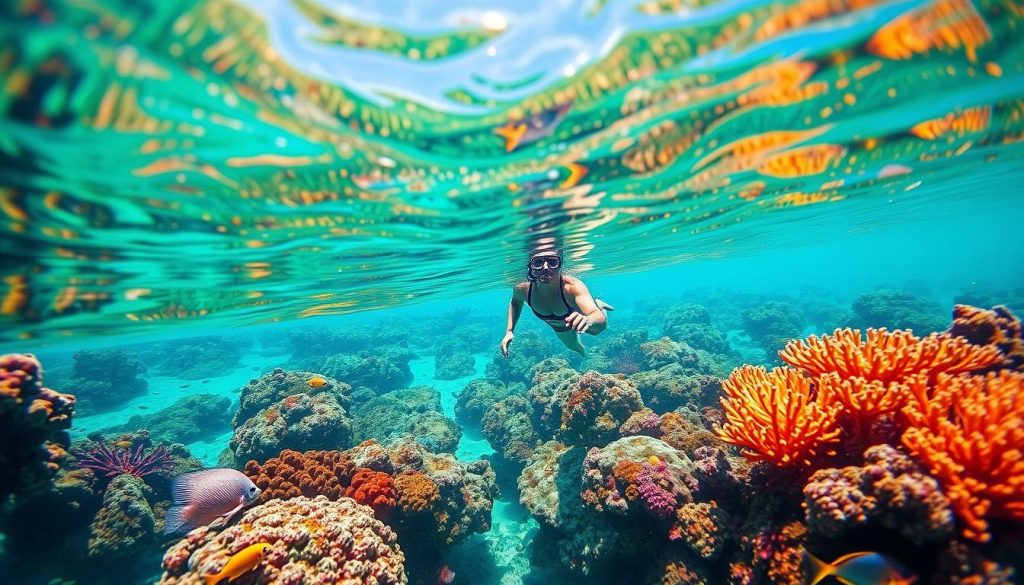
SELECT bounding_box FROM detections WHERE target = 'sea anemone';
[73,441,174,478]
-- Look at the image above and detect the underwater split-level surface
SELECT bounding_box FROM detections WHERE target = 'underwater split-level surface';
[2,0,1024,584]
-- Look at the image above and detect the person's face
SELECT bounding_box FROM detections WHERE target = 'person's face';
[529,254,561,282]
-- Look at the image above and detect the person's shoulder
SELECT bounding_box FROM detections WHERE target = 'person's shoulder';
[512,281,530,295]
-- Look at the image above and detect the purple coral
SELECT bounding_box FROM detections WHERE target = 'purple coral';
[637,461,677,518]
[74,441,173,478]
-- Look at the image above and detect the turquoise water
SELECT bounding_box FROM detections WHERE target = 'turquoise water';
[1,0,1023,583]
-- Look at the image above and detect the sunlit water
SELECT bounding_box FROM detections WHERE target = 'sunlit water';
[1,0,1022,344]
[1,1,1024,584]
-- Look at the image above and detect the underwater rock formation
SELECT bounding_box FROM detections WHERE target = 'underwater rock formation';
[663,303,734,355]
[481,394,540,465]
[231,392,354,463]
[454,378,522,428]
[948,304,1024,372]
[68,349,147,409]
[353,386,461,453]
[582,328,650,375]
[159,496,407,584]
[318,348,414,394]
[434,349,476,380]
[87,474,157,561]
[741,301,805,360]
[157,336,241,379]
[0,353,75,500]
[484,330,555,384]
[233,368,351,426]
[104,393,232,445]
[851,289,947,335]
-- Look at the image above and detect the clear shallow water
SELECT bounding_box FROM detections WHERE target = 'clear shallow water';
[2,0,1023,344]
[2,1,1024,584]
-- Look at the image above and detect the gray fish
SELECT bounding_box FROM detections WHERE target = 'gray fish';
[164,468,261,535]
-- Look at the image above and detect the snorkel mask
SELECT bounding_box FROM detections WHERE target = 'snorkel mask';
[527,251,562,282]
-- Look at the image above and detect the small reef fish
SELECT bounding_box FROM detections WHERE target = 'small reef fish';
[805,550,917,585]
[494,101,573,152]
[164,469,261,535]
[204,542,272,585]
[306,375,327,388]
[437,564,456,584]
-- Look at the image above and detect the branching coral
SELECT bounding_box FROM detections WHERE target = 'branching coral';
[715,366,841,468]
[779,328,1002,384]
[901,370,1024,542]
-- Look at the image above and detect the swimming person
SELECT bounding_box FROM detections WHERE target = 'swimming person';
[500,248,613,356]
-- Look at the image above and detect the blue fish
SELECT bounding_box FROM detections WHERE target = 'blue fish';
[804,550,917,585]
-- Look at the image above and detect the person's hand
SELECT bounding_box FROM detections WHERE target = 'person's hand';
[500,331,515,357]
[564,311,593,333]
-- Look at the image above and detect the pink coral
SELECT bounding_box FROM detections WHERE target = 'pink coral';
[636,461,677,518]
[159,496,406,584]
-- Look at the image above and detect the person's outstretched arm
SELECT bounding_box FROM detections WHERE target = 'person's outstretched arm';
[501,284,526,357]
[565,278,607,335]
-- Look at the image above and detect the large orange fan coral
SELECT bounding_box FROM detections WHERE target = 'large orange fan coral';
[779,328,1002,385]
[817,373,907,448]
[949,304,1024,372]
[715,366,841,468]
[902,371,1024,542]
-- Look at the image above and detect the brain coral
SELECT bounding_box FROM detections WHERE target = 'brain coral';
[159,496,406,584]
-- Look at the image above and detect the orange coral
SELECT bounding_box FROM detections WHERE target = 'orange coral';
[817,373,907,444]
[715,366,841,468]
[560,387,595,430]
[345,468,397,520]
[901,371,1024,542]
[394,472,439,513]
[779,328,1002,385]
[245,449,354,502]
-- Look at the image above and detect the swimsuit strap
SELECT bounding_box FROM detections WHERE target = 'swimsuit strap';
[527,278,574,321]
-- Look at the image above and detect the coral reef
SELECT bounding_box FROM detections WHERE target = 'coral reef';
[68,349,147,408]
[779,327,1002,384]
[803,444,954,544]
[318,349,414,394]
[484,330,555,384]
[245,440,497,547]
[231,392,354,463]
[852,289,947,335]
[87,474,156,560]
[527,368,645,447]
[481,394,540,464]
[663,304,733,355]
[0,353,75,499]
[107,393,232,444]
[580,435,696,521]
[902,370,1024,543]
[434,349,475,380]
[741,301,805,359]
[233,368,351,427]
[353,387,461,453]
[583,328,650,375]
[158,496,407,584]
[715,365,841,469]
[157,336,241,379]
[454,378,522,427]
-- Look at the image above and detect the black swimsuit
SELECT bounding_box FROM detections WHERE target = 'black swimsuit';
[527,277,575,332]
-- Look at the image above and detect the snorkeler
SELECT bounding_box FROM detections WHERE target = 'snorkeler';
[500,248,613,356]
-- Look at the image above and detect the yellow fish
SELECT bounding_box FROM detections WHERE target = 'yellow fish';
[805,550,916,585]
[306,376,327,389]
[205,542,272,585]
